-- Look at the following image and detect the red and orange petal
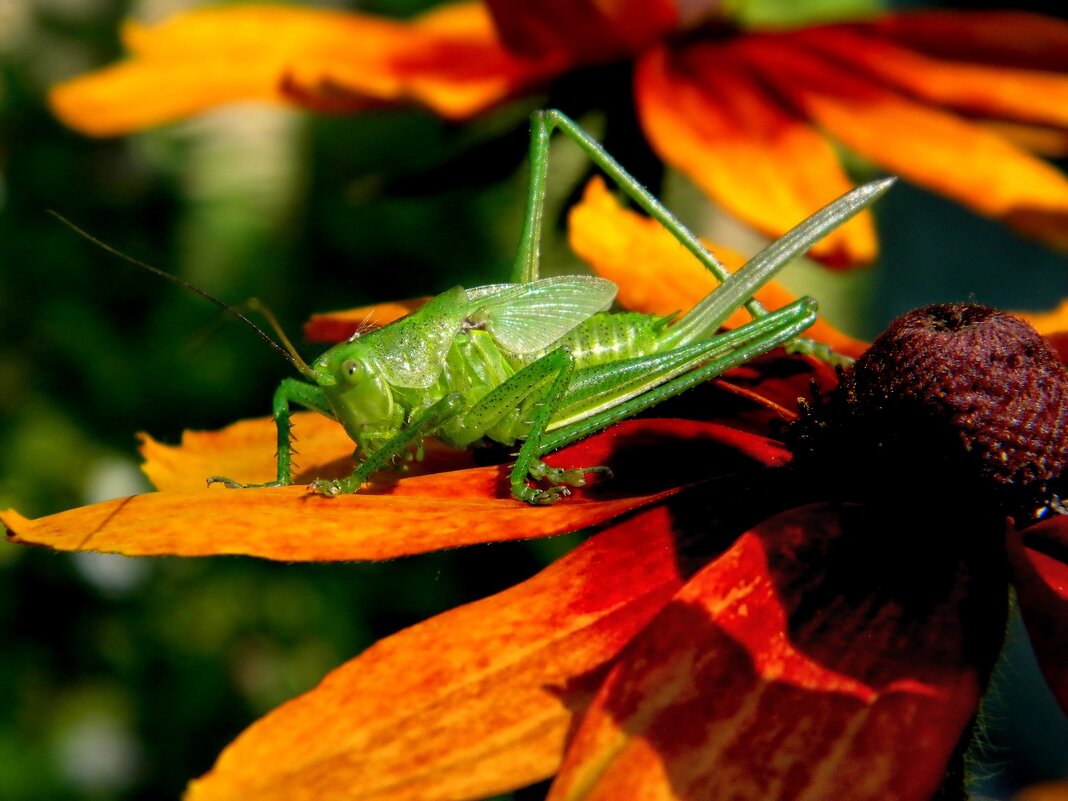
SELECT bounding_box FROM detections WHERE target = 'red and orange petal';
[567,177,869,359]
[1007,517,1068,712]
[634,45,875,268]
[49,3,564,137]
[791,25,1068,130]
[728,28,1068,252]
[484,0,677,64]
[304,297,431,344]
[185,506,689,801]
[547,501,999,801]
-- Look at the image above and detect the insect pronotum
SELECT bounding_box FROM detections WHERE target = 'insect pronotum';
[62,110,894,504]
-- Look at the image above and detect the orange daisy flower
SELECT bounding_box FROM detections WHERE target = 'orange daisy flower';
[49,2,1068,265]
[4,184,1067,800]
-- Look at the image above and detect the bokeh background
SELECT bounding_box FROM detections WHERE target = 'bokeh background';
[2,0,1067,798]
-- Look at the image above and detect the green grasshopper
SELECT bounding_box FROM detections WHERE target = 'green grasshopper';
[201,111,893,504]
[66,110,892,504]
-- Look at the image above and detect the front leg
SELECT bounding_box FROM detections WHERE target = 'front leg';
[309,393,466,496]
[209,378,332,488]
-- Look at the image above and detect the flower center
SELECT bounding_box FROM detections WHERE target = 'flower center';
[788,304,1068,522]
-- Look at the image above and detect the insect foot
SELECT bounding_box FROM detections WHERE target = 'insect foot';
[788,304,1068,524]
[528,459,614,490]
[309,479,345,497]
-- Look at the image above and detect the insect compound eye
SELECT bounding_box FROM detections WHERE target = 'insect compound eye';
[341,359,366,383]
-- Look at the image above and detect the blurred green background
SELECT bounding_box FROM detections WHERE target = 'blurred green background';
[2,0,1067,799]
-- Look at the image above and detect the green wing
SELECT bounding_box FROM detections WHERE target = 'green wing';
[467,276,617,354]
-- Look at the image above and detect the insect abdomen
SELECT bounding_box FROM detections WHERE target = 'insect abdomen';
[547,312,663,368]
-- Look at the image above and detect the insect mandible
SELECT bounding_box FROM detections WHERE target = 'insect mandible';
[68,110,895,504]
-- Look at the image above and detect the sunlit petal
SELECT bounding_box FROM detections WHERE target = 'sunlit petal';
[635,44,875,267]
[49,3,560,136]
[3,415,796,560]
[1007,517,1068,712]
[568,177,869,358]
[549,502,999,801]
[186,506,688,801]
[736,35,1068,251]
[0,485,671,561]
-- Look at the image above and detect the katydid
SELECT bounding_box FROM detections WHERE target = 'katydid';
[63,110,894,504]
[206,111,891,503]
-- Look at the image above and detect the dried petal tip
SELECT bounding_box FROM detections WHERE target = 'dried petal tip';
[790,304,1068,522]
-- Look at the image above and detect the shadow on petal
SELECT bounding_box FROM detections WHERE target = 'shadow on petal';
[549,497,1008,801]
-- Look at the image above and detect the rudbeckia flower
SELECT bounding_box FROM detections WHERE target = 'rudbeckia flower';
[49,1,1068,264]
[4,183,1066,800]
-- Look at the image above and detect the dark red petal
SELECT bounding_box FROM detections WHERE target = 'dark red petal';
[485,0,677,63]
[1007,516,1068,712]
[549,499,1007,801]
[871,11,1068,72]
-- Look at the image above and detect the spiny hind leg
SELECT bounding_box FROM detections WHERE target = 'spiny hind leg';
[208,378,332,489]
[447,347,608,503]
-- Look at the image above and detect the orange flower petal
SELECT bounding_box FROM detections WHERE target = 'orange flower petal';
[185,506,688,801]
[1015,779,1068,801]
[7,413,798,561]
[1007,517,1068,713]
[736,35,1068,251]
[140,412,381,492]
[549,501,994,801]
[484,0,677,63]
[567,177,868,358]
[50,3,561,136]
[976,120,1068,159]
[634,44,876,267]
[1,485,670,561]
[304,297,431,344]
[794,26,1068,129]
[873,11,1068,72]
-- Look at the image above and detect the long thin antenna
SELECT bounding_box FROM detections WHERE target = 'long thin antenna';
[48,211,317,379]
